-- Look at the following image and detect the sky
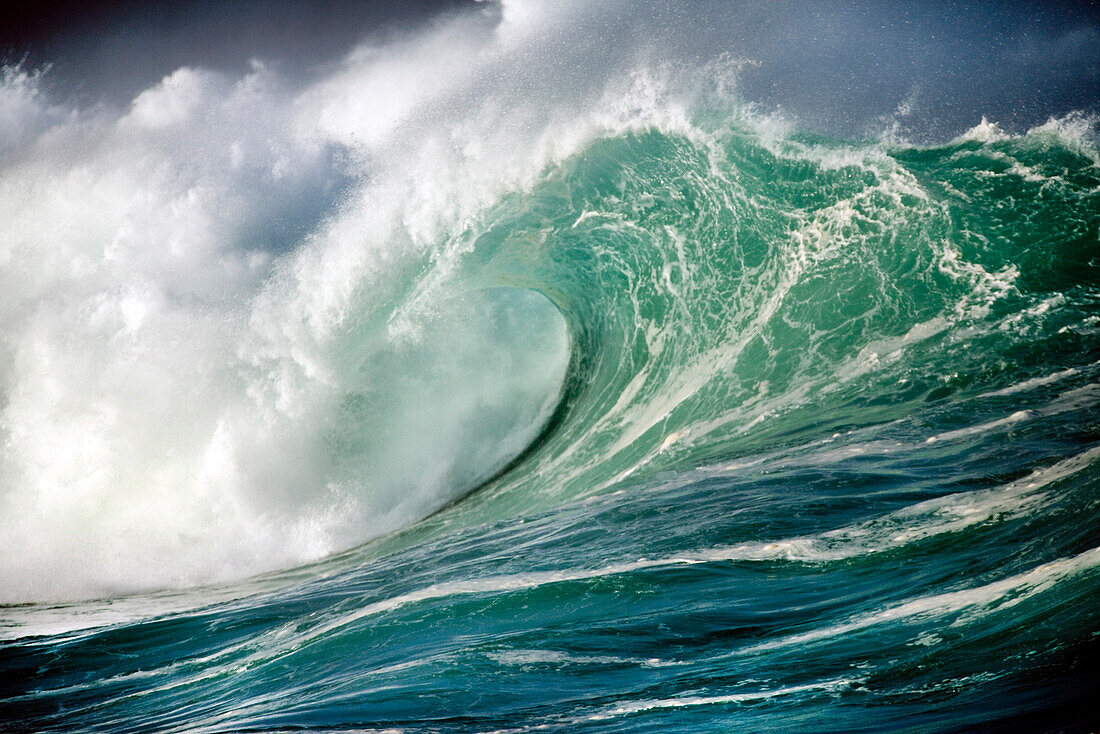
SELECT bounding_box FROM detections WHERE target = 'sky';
[2,0,1097,140]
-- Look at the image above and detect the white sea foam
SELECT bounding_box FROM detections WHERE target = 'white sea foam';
[948,112,1098,165]
[952,117,1012,145]
[588,678,856,719]
[201,446,1099,668]
[488,649,683,668]
[1027,111,1099,165]
[741,544,1100,654]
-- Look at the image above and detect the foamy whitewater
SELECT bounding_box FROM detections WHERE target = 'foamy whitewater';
[1,2,1098,731]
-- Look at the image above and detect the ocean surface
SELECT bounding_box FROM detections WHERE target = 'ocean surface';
[1,3,1099,732]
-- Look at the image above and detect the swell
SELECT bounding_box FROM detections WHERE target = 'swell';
[431,114,1099,529]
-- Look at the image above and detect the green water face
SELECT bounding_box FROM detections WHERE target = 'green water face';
[423,118,1099,527]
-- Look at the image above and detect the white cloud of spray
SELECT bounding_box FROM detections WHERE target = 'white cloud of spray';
[0,60,344,601]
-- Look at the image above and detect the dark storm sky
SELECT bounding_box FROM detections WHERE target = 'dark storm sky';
[2,0,1098,140]
[0,0,474,103]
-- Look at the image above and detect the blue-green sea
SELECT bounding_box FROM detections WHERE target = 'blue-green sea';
[1,5,1099,732]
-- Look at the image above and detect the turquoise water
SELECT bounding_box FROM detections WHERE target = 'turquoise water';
[2,69,1099,732]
